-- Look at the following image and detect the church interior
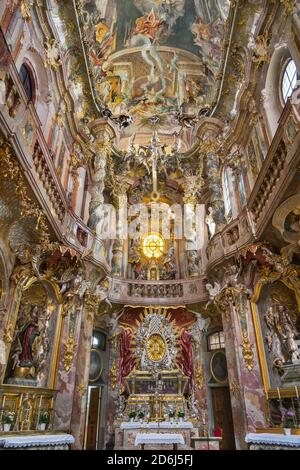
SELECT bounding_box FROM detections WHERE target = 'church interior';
[0,0,300,451]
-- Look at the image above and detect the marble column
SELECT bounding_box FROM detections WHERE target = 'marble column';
[53,301,83,432]
[69,300,95,449]
[222,294,265,449]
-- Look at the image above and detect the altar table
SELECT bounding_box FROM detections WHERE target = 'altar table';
[245,433,300,450]
[135,433,185,450]
[0,433,75,450]
[115,422,193,449]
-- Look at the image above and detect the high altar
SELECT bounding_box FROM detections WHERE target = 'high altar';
[114,369,195,450]
[111,307,221,450]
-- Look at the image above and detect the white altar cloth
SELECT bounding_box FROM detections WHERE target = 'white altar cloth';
[0,434,75,448]
[245,433,300,447]
[135,433,185,446]
[121,421,193,429]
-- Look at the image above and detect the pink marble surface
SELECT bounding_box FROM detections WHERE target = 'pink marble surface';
[222,296,265,450]
[70,307,94,449]
[53,306,83,433]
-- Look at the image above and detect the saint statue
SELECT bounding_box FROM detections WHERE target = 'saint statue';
[17,305,40,367]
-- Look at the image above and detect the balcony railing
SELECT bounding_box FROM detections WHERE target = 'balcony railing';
[108,276,208,305]
[248,99,300,237]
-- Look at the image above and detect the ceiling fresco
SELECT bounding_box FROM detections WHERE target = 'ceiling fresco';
[75,0,231,134]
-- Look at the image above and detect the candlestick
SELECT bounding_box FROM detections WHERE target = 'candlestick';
[265,389,268,401]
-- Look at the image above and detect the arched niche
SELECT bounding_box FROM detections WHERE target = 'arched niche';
[4,277,63,388]
[251,278,300,392]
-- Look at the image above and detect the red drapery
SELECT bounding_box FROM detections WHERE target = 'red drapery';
[177,330,195,390]
[119,329,136,388]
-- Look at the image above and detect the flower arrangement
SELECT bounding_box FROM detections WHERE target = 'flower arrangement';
[137,411,144,420]
[283,409,295,428]
[2,411,15,424]
[128,411,136,420]
[178,410,185,419]
[39,411,50,424]
[169,411,175,418]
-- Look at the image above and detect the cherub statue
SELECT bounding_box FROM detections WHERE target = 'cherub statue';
[205,281,222,305]
[187,308,210,331]
[102,309,123,337]
[205,207,216,239]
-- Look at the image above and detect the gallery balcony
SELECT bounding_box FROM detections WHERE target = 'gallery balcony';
[0,30,110,273]
[248,99,300,238]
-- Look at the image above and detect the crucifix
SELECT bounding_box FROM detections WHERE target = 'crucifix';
[149,131,163,202]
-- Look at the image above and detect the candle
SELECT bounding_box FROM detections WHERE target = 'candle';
[295,386,299,400]
[277,387,281,400]
[265,389,268,401]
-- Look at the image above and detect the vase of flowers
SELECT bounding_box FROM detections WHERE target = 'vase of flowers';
[128,411,136,422]
[283,409,295,435]
[2,411,15,432]
[169,411,175,424]
[178,411,185,423]
[138,411,144,423]
[38,411,50,431]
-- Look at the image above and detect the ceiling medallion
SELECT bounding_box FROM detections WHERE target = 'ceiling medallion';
[146,334,166,362]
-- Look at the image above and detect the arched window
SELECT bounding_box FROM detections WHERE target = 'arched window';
[281,59,298,104]
[222,167,232,216]
[207,331,225,351]
[19,64,34,101]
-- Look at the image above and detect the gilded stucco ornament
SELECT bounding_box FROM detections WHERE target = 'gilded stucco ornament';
[44,38,62,69]
[0,139,51,250]
[280,0,296,14]
[110,361,118,390]
[241,332,254,372]
[195,364,204,389]
[230,380,241,399]
[77,383,87,399]
[3,323,14,344]
[63,336,76,372]
[18,0,31,22]
[252,33,270,66]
